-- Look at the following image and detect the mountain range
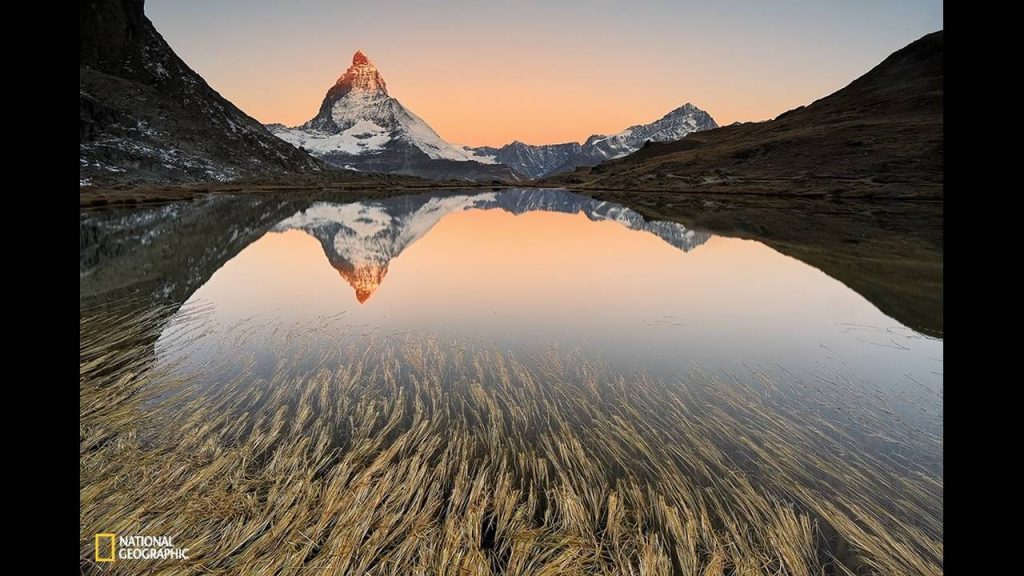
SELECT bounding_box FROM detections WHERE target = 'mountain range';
[545,31,943,199]
[80,0,940,201]
[273,189,710,303]
[466,103,717,179]
[268,51,717,182]
[267,52,517,182]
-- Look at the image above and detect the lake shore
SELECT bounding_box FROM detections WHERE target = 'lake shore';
[81,184,943,338]
[80,180,943,209]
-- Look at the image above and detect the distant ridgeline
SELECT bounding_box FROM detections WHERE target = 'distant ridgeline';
[267,51,718,181]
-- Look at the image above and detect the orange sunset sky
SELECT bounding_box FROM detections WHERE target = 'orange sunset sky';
[148,1,941,147]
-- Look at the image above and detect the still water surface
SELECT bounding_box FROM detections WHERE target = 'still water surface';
[159,189,941,408]
[80,188,943,572]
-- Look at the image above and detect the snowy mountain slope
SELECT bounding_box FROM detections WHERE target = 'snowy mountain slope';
[268,52,514,181]
[466,103,717,180]
[573,103,717,166]
[467,142,582,180]
[274,189,710,303]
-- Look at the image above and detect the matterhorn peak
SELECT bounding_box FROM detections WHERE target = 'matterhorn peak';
[326,50,387,98]
[272,48,517,177]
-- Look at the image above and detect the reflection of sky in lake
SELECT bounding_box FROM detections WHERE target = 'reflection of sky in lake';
[159,197,942,419]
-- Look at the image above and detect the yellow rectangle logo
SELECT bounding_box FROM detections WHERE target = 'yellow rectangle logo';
[95,533,116,562]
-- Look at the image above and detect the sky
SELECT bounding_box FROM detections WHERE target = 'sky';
[148,0,942,147]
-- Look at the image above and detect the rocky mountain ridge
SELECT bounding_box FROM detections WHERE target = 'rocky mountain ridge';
[268,52,517,182]
[467,104,717,179]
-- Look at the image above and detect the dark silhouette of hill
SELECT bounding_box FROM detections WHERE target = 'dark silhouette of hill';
[547,31,943,200]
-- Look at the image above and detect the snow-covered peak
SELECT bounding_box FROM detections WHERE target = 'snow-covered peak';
[571,103,717,165]
[328,50,388,98]
[274,50,494,163]
[668,103,699,114]
[265,50,516,179]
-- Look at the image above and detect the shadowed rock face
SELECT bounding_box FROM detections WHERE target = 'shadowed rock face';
[80,0,323,186]
[547,31,943,200]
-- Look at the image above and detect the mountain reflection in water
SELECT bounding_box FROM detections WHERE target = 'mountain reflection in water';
[272,189,710,303]
[141,188,943,408]
[80,187,943,574]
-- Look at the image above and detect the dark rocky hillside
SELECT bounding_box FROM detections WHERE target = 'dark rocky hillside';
[80,0,325,186]
[547,31,943,199]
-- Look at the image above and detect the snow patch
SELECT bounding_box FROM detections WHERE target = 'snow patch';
[270,90,487,162]
[271,124,391,156]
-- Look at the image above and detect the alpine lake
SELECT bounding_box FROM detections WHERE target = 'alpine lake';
[80,188,942,575]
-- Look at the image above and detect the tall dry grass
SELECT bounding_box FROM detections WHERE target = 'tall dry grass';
[80,302,942,575]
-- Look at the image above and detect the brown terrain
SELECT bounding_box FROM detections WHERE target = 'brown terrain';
[545,31,942,200]
[544,31,944,337]
[79,176,440,208]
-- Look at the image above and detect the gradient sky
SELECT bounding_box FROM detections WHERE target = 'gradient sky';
[148,0,942,147]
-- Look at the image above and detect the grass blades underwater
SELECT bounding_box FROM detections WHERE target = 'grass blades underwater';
[80,302,942,575]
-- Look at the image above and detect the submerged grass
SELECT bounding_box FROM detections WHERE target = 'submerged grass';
[80,302,942,575]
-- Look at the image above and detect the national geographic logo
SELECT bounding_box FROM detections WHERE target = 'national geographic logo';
[94,534,190,562]
[94,533,115,562]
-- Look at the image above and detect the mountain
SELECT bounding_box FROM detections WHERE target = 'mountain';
[545,31,943,199]
[467,104,717,179]
[273,189,710,303]
[269,52,517,182]
[467,142,582,181]
[564,103,719,172]
[80,0,324,187]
